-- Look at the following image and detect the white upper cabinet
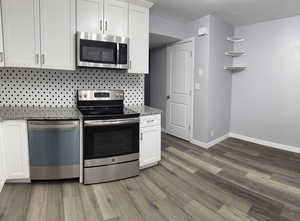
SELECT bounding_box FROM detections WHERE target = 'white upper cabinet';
[77,0,128,37]
[2,0,75,70]
[77,0,104,33]
[128,4,149,73]
[2,0,40,68]
[104,0,128,36]
[0,2,5,67]
[40,0,75,70]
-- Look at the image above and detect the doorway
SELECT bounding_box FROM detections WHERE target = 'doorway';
[166,39,194,140]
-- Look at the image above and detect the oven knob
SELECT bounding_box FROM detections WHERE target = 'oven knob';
[83,94,87,98]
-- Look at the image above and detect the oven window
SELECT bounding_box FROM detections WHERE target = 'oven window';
[84,122,139,159]
[80,39,117,64]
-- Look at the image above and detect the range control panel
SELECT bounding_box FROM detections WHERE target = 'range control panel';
[78,90,124,101]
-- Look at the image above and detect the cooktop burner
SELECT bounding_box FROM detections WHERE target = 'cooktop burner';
[78,107,139,120]
[76,89,139,120]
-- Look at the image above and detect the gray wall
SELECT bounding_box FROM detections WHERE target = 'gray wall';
[231,15,300,147]
[149,15,234,143]
[185,15,233,143]
[149,47,168,129]
[185,16,211,142]
[150,15,185,39]
[207,16,233,142]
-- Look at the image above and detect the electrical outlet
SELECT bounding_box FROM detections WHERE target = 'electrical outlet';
[210,130,215,137]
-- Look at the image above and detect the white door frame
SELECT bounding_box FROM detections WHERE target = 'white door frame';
[166,37,195,141]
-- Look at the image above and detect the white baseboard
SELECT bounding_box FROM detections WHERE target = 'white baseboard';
[229,133,300,154]
[191,134,229,149]
[0,180,4,192]
[161,128,167,133]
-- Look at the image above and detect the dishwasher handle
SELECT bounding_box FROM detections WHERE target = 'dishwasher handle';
[28,121,79,130]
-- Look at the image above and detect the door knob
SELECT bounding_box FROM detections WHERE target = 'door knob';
[166,95,170,100]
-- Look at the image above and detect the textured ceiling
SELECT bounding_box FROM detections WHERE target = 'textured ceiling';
[148,0,300,25]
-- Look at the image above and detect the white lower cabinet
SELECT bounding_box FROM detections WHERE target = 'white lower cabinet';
[140,115,161,169]
[2,121,30,182]
[0,122,6,192]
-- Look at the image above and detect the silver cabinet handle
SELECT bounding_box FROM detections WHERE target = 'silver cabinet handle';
[105,21,108,31]
[100,20,103,32]
[41,54,45,65]
[140,132,143,141]
[129,60,132,69]
[35,54,39,64]
[0,52,4,63]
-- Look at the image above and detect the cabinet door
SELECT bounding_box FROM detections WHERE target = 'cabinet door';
[77,0,104,33]
[0,123,6,192]
[128,4,149,73]
[140,126,161,168]
[0,3,5,67]
[2,0,40,68]
[2,121,30,181]
[104,0,128,36]
[40,0,76,70]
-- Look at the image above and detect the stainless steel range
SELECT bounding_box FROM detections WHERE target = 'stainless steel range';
[77,89,140,184]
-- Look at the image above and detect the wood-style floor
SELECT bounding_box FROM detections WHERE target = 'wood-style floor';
[1,134,300,221]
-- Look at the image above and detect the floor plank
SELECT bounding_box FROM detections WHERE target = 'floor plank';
[1,134,300,221]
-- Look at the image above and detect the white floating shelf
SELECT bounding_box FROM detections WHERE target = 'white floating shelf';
[225,51,245,57]
[227,37,245,43]
[224,66,247,72]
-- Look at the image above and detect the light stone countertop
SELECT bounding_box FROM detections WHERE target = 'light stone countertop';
[127,105,162,116]
[0,106,82,121]
[0,105,162,121]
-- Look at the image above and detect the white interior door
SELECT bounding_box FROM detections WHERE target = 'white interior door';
[166,41,193,140]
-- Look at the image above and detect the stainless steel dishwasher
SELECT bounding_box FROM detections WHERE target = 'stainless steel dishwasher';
[28,120,80,180]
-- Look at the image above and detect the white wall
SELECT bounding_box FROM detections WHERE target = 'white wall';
[231,15,300,147]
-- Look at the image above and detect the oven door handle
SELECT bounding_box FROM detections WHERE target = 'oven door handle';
[84,118,139,127]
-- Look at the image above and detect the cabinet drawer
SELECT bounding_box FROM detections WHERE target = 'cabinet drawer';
[140,114,161,128]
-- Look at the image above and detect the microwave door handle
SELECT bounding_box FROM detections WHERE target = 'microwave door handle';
[116,43,120,65]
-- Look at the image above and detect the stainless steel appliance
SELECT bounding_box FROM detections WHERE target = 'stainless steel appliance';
[28,120,80,180]
[77,32,129,69]
[77,89,140,184]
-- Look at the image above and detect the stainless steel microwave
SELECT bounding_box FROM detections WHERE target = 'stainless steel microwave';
[77,32,129,69]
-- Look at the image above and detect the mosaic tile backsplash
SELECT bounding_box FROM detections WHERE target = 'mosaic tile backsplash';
[0,68,144,107]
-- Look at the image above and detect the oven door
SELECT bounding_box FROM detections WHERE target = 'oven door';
[84,118,139,167]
